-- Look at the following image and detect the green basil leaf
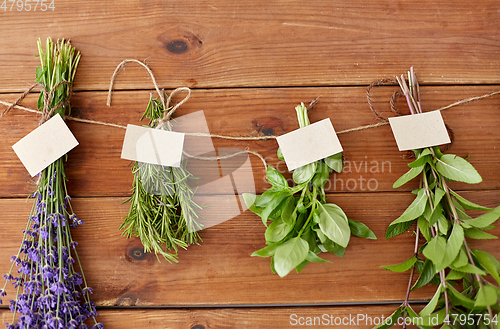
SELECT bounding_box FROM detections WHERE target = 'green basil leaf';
[266,166,288,189]
[273,237,309,277]
[412,259,437,291]
[348,218,376,239]
[317,203,350,248]
[324,152,342,173]
[281,196,296,225]
[265,218,294,243]
[255,189,282,208]
[389,189,428,225]
[435,154,482,184]
[386,220,413,239]
[472,249,500,285]
[450,190,492,211]
[423,236,447,265]
[419,284,443,317]
[242,193,262,215]
[277,147,284,161]
[462,205,500,229]
[292,162,316,184]
[261,190,291,225]
[381,255,417,273]
[295,259,310,273]
[475,285,498,307]
[306,251,331,263]
[251,245,278,258]
[312,162,330,188]
[464,228,498,240]
[393,165,425,188]
[322,239,346,257]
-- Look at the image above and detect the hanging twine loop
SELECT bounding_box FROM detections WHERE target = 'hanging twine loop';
[3,81,73,125]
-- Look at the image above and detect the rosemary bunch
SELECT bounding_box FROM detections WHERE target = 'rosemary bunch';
[0,38,102,329]
[120,96,203,262]
[377,68,500,329]
[244,103,376,277]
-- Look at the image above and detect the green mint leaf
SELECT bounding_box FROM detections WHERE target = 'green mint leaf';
[386,220,413,239]
[273,237,309,277]
[464,228,498,240]
[348,218,377,239]
[317,203,350,248]
[266,166,288,189]
[412,259,437,291]
[292,162,316,184]
[251,245,278,258]
[324,152,342,173]
[451,263,487,275]
[462,205,500,229]
[435,154,482,184]
[435,223,464,271]
[472,249,500,285]
[407,148,432,168]
[389,189,428,225]
[393,164,425,188]
[449,190,492,211]
[419,284,443,317]
[381,255,417,273]
[451,248,468,268]
[447,285,475,309]
[422,236,447,265]
[445,270,465,281]
[475,285,498,307]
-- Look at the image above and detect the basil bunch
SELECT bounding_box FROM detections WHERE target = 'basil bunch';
[244,103,375,277]
[378,69,500,329]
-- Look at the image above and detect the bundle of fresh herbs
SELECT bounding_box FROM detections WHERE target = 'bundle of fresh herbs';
[120,94,203,263]
[0,38,102,329]
[377,68,500,329]
[244,102,376,277]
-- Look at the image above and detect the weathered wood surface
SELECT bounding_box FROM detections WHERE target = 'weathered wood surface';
[1,86,499,198]
[0,0,499,92]
[0,191,498,307]
[0,306,424,329]
[1,0,500,327]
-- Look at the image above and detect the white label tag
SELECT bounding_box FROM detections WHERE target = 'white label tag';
[389,111,451,151]
[12,114,79,177]
[121,124,185,167]
[277,118,343,171]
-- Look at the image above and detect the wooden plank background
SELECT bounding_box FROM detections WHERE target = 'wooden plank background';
[0,1,499,328]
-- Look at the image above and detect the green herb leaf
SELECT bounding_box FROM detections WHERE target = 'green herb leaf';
[242,193,263,215]
[348,218,377,239]
[265,218,294,243]
[407,148,432,168]
[412,259,437,290]
[312,162,330,188]
[447,285,475,309]
[251,245,278,258]
[435,223,464,271]
[451,263,487,275]
[306,251,331,263]
[435,154,482,184]
[422,236,447,265]
[393,165,425,188]
[324,152,343,173]
[266,166,289,189]
[449,190,492,211]
[445,270,464,281]
[317,203,350,248]
[388,189,428,225]
[372,306,402,329]
[419,284,442,317]
[462,205,500,229]
[451,248,468,268]
[281,196,296,225]
[321,239,346,257]
[261,190,291,225]
[277,147,284,161]
[475,285,498,307]
[273,237,309,277]
[386,220,413,239]
[472,249,500,285]
[381,256,417,273]
[464,228,498,240]
[292,162,316,184]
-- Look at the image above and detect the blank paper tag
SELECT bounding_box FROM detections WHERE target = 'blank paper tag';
[389,111,451,151]
[121,124,185,167]
[12,114,79,177]
[277,119,343,171]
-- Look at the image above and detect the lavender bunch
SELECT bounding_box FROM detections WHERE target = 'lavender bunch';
[0,38,103,329]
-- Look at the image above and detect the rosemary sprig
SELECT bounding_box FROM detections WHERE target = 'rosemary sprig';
[120,96,203,262]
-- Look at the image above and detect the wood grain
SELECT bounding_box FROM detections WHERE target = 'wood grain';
[0,306,425,329]
[0,85,499,198]
[0,0,499,92]
[0,191,498,306]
